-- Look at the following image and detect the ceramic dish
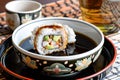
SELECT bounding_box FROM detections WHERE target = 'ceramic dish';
[0,36,117,80]
[12,17,104,76]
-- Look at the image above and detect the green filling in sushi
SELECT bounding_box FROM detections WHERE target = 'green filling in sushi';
[43,35,62,50]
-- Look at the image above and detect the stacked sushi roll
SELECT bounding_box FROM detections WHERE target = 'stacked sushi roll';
[32,23,76,55]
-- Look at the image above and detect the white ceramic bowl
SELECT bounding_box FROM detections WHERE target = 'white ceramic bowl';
[12,17,104,76]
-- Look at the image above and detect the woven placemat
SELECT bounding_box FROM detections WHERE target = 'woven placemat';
[42,0,81,18]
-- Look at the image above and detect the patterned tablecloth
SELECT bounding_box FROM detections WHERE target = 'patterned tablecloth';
[0,0,120,80]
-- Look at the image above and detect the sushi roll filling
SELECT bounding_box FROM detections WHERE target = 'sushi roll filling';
[42,35,63,50]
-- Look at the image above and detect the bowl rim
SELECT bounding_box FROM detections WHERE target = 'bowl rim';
[5,0,42,13]
[12,17,104,61]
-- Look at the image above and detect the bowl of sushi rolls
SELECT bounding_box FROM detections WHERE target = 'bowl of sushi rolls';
[12,17,104,77]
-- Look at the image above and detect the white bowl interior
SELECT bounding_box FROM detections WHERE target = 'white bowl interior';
[6,1,42,13]
[12,17,104,60]
[13,18,102,45]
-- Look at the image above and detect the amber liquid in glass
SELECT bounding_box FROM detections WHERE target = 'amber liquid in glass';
[79,0,119,35]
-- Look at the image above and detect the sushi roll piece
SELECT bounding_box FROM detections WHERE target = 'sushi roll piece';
[32,24,68,55]
[64,25,76,43]
[32,23,76,55]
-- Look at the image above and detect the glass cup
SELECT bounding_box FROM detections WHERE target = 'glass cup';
[79,0,120,35]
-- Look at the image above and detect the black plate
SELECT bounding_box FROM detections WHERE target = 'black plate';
[0,37,117,80]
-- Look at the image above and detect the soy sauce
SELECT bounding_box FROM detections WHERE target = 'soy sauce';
[19,33,97,56]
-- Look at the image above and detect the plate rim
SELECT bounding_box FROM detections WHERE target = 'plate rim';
[0,36,117,80]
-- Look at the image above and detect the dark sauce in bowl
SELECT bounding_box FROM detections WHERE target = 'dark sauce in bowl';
[19,33,97,56]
